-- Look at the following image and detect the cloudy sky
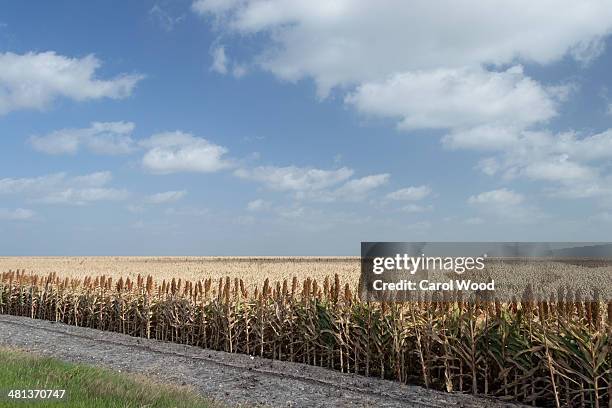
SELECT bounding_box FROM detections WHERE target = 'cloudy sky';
[2,1,612,255]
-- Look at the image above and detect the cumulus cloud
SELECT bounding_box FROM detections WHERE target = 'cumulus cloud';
[72,171,114,187]
[38,188,129,205]
[449,128,612,160]
[247,199,271,211]
[0,51,143,115]
[192,0,612,96]
[165,207,209,217]
[522,156,596,183]
[146,190,187,204]
[347,66,562,130]
[193,0,612,209]
[192,0,242,14]
[468,188,541,222]
[384,186,434,212]
[443,125,523,151]
[278,206,306,219]
[234,165,353,191]
[30,122,135,155]
[450,128,612,200]
[296,173,390,202]
[0,208,35,221]
[0,173,67,195]
[401,203,433,213]
[549,183,612,200]
[236,165,388,202]
[32,124,237,175]
[333,174,389,199]
[141,131,232,174]
[469,188,524,206]
[0,171,128,205]
[386,185,432,201]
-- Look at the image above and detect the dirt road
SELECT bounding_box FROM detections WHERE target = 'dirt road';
[0,315,526,407]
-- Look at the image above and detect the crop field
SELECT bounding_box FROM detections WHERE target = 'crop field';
[1,257,611,407]
[1,256,610,301]
[0,257,360,290]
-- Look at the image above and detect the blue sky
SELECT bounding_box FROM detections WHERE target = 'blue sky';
[2,1,612,255]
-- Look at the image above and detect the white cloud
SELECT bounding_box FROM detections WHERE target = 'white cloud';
[0,208,35,221]
[453,128,612,161]
[443,125,522,151]
[386,185,431,201]
[193,0,612,209]
[522,156,596,183]
[210,46,229,74]
[234,165,353,191]
[570,35,607,64]
[146,190,187,204]
[164,207,209,217]
[278,206,306,219]
[554,129,612,161]
[468,188,540,222]
[72,171,114,187]
[30,122,135,155]
[469,188,524,206]
[141,131,232,174]
[32,125,235,176]
[192,0,242,14]
[210,45,248,77]
[247,199,271,211]
[0,173,67,195]
[192,0,612,211]
[402,203,433,213]
[0,171,128,205]
[241,172,388,206]
[453,128,612,200]
[476,158,501,177]
[385,186,433,212]
[297,173,390,202]
[38,188,129,205]
[193,0,612,96]
[236,165,388,202]
[333,174,389,199]
[347,66,561,130]
[0,52,143,115]
[545,179,612,199]
[232,64,247,78]
[149,4,185,31]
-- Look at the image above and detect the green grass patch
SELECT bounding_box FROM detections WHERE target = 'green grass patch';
[0,347,217,408]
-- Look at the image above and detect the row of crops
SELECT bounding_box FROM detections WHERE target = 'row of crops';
[1,270,610,407]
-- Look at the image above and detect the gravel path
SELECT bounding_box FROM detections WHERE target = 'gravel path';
[0,315,527,408]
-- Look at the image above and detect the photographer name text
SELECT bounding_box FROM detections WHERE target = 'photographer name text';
[372,279,495,291]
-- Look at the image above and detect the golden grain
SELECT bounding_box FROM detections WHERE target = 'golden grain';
[1,268,610,407]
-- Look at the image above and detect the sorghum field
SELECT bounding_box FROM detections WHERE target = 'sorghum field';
[0,257,359,290]
[1,257,611,407]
